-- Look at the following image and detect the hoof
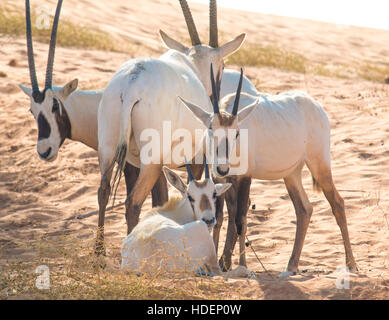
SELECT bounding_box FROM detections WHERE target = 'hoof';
[219,259,231,272]
[347,261,359,273]
[278,270,297,278]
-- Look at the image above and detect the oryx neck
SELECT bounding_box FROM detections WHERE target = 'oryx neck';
[61,89,102,151]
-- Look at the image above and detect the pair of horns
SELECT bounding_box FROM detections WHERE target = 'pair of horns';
[26,0,63,102]
[184,157,210,181]
[178,0,218,47]
[210,64,243,116]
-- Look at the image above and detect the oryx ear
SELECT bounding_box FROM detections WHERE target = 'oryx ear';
[178,96,212,128]
[163,166,187,194]
[18,84,33,98]
[217,33,246,58]
[237,99,258,125]
[61,79,78,99]
[159,30,188,53]
[215,183,232,196]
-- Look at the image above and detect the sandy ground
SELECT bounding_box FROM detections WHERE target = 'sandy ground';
[0,0,388,299]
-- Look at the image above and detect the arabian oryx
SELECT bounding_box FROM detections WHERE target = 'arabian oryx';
[121,160,232,275]
[18,0,168,234]
[181,68,358,277]
[95,0,250,253]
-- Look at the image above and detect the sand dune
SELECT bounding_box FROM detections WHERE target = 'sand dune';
[0,0,388,299]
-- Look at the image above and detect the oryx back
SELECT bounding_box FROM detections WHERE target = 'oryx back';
[224,90,330,179]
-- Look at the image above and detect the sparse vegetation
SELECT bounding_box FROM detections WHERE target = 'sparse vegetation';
[227,43,389,84]
[0,5,136,53]
[1,4,389,83]
[358,62,389,82]
[0,235,241,300]
[228,44,307,74]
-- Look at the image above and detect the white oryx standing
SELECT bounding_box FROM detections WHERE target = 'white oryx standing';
[19,0,168,232]
[121,161,231,275]
[181,69,358,276]
[19,0,255,255]
[95,0,249,252]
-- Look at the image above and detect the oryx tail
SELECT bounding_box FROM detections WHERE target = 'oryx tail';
[111,98,140,205]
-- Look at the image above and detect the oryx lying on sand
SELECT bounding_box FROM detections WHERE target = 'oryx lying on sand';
[96,0,251,253]
[121,161,232,275]
[182,69,358,276]
[18,0,168,225]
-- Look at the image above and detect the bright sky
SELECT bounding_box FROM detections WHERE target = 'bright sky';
[190,0,389,31]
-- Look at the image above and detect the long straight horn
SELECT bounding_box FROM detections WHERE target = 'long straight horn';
[25,0,39,96]
[184,157,194,181]
[45,0,63,90]
[178,0,201,46]
[209,0,218,48]
[210,64,220,114]
[204,156,210,179]
[231,68,243,116]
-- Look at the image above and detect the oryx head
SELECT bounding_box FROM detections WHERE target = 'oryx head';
[162,157,231,231]
[159,0,245,98]
[19,0,78,162]
[179,66,257,178]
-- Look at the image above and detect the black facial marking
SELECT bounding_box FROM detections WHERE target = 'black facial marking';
[52,98,60,113]
[37,112,51,140]
[216,136,229,159]
[54,99,71,146]
[187,194,195,212]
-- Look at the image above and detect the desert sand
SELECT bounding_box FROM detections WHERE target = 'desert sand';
[0,0,388,299]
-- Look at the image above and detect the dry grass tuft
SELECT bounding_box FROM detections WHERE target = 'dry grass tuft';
[358,62,389,83]
[0,234,240,300]
[227,42,389,84]
[228,44,307,74]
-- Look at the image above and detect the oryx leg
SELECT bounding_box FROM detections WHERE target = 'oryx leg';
[124,163,139,197]
[95,148,115,255]
[212,192,225,256]
[151,172,169,207]
[280,164,313,277]
[235,177,251,268]
[125,164,162,234]
[124,163,168,208]
[307,161,358,272]
[219,179,238,271]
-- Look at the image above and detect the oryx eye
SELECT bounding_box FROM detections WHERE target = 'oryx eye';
[187,195,195,203]
[52,98,59,113]
[213,192,217,199]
